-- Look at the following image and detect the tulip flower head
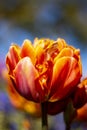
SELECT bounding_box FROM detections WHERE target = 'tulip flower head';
[6,38,82,103]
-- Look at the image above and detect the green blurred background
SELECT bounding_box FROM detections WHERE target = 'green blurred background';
[0,0,87,130]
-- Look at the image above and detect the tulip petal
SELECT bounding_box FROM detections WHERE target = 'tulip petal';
[49,57,81,102]
[54,48,74,62]
[13,57,39,102]
[6,45,20,74]
[21,40,35,63]
[57,38,67,50]
[35,45,45,64]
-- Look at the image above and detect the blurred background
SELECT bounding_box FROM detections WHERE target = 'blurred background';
[0,0,87,130]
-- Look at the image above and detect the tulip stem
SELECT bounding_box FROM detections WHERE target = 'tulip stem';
[41,102,48,130]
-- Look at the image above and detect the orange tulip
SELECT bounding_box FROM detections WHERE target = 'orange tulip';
[6,38,82,102]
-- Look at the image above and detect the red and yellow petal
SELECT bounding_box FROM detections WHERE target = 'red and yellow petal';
[54,48,74,62]
[13,57,39,102]
[57,38,67,50]
[49,57,81,102]
[35,45,45,64]
[6,44,21,74]
[20,40,35,63]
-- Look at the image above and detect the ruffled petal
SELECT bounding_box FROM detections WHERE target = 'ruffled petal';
[35,45,45,64]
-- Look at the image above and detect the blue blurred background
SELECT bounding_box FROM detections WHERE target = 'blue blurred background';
[0,0,87,130]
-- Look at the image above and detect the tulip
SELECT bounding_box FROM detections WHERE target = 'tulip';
[6,38,82,103]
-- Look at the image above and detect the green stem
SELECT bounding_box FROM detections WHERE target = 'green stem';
[41,102,48,130]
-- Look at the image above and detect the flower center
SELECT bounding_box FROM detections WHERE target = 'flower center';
[35,41,59,93]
